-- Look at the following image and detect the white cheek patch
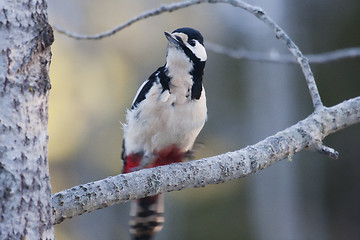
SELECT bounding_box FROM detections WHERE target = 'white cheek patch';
[188,41,207,62]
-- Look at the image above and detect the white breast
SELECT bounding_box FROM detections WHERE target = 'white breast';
[124,84,207,156]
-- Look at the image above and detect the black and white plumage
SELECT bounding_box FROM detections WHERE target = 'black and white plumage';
[122,27,207,240]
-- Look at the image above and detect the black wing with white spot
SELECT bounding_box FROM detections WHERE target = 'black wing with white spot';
[131,69,158,109]
[131,66,170,109]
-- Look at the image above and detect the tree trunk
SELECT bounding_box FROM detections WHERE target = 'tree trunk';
[0,0,54,239]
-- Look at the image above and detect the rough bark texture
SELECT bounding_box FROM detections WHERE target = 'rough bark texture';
[0,0,54,239]
[52,97,360,224]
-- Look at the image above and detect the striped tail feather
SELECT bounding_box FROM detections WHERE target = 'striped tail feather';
[124,146,185,239]
[129,194,165,240]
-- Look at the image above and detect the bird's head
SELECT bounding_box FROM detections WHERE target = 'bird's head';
[164,27,207,65]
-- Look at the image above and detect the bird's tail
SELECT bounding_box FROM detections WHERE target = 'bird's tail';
[129,194,165,240]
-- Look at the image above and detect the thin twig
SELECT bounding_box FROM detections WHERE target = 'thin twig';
[307,47,360,63]
[52,0,206,40]
[206,42,360,64]
[219,0,323,110]
[313,144,339,159]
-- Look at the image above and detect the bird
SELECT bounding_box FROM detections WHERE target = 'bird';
[122,27,207,240]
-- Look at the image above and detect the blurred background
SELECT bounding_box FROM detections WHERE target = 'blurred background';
[47,0,360,239]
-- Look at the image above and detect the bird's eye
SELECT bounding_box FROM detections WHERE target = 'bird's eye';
[189,40,196,47]
[175,36,182,42]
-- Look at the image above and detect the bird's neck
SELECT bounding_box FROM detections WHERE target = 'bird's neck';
[165,50,193,78]
[165,49,205,84]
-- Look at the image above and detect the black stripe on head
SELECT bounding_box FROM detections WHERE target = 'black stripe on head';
[172,27,204,45]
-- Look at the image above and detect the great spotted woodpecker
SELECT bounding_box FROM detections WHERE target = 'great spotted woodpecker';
[122,27,207,240]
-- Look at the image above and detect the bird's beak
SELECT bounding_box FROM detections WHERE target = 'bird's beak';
[164,31,180,46]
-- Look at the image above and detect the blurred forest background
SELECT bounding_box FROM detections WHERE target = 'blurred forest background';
[47,0,360,239]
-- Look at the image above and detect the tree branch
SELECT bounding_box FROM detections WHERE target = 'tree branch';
[52,0,206,40]
[206,42,360,64]
[51,96,360,224]
[222,0,322,110]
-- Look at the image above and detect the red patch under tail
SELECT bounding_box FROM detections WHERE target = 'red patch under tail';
[124,144,185,173]
[151,144,185,167]
[123,153,142,174]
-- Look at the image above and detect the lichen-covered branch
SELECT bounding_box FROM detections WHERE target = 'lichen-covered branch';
[52,96,360,225]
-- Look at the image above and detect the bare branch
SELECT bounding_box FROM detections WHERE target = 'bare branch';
[221,0,323,109]
[306,47,360,63]
[52,0,206,40]
[51,97,360,225]
[206,42,360,64]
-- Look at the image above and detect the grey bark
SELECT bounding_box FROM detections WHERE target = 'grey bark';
[0,0,54,239]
